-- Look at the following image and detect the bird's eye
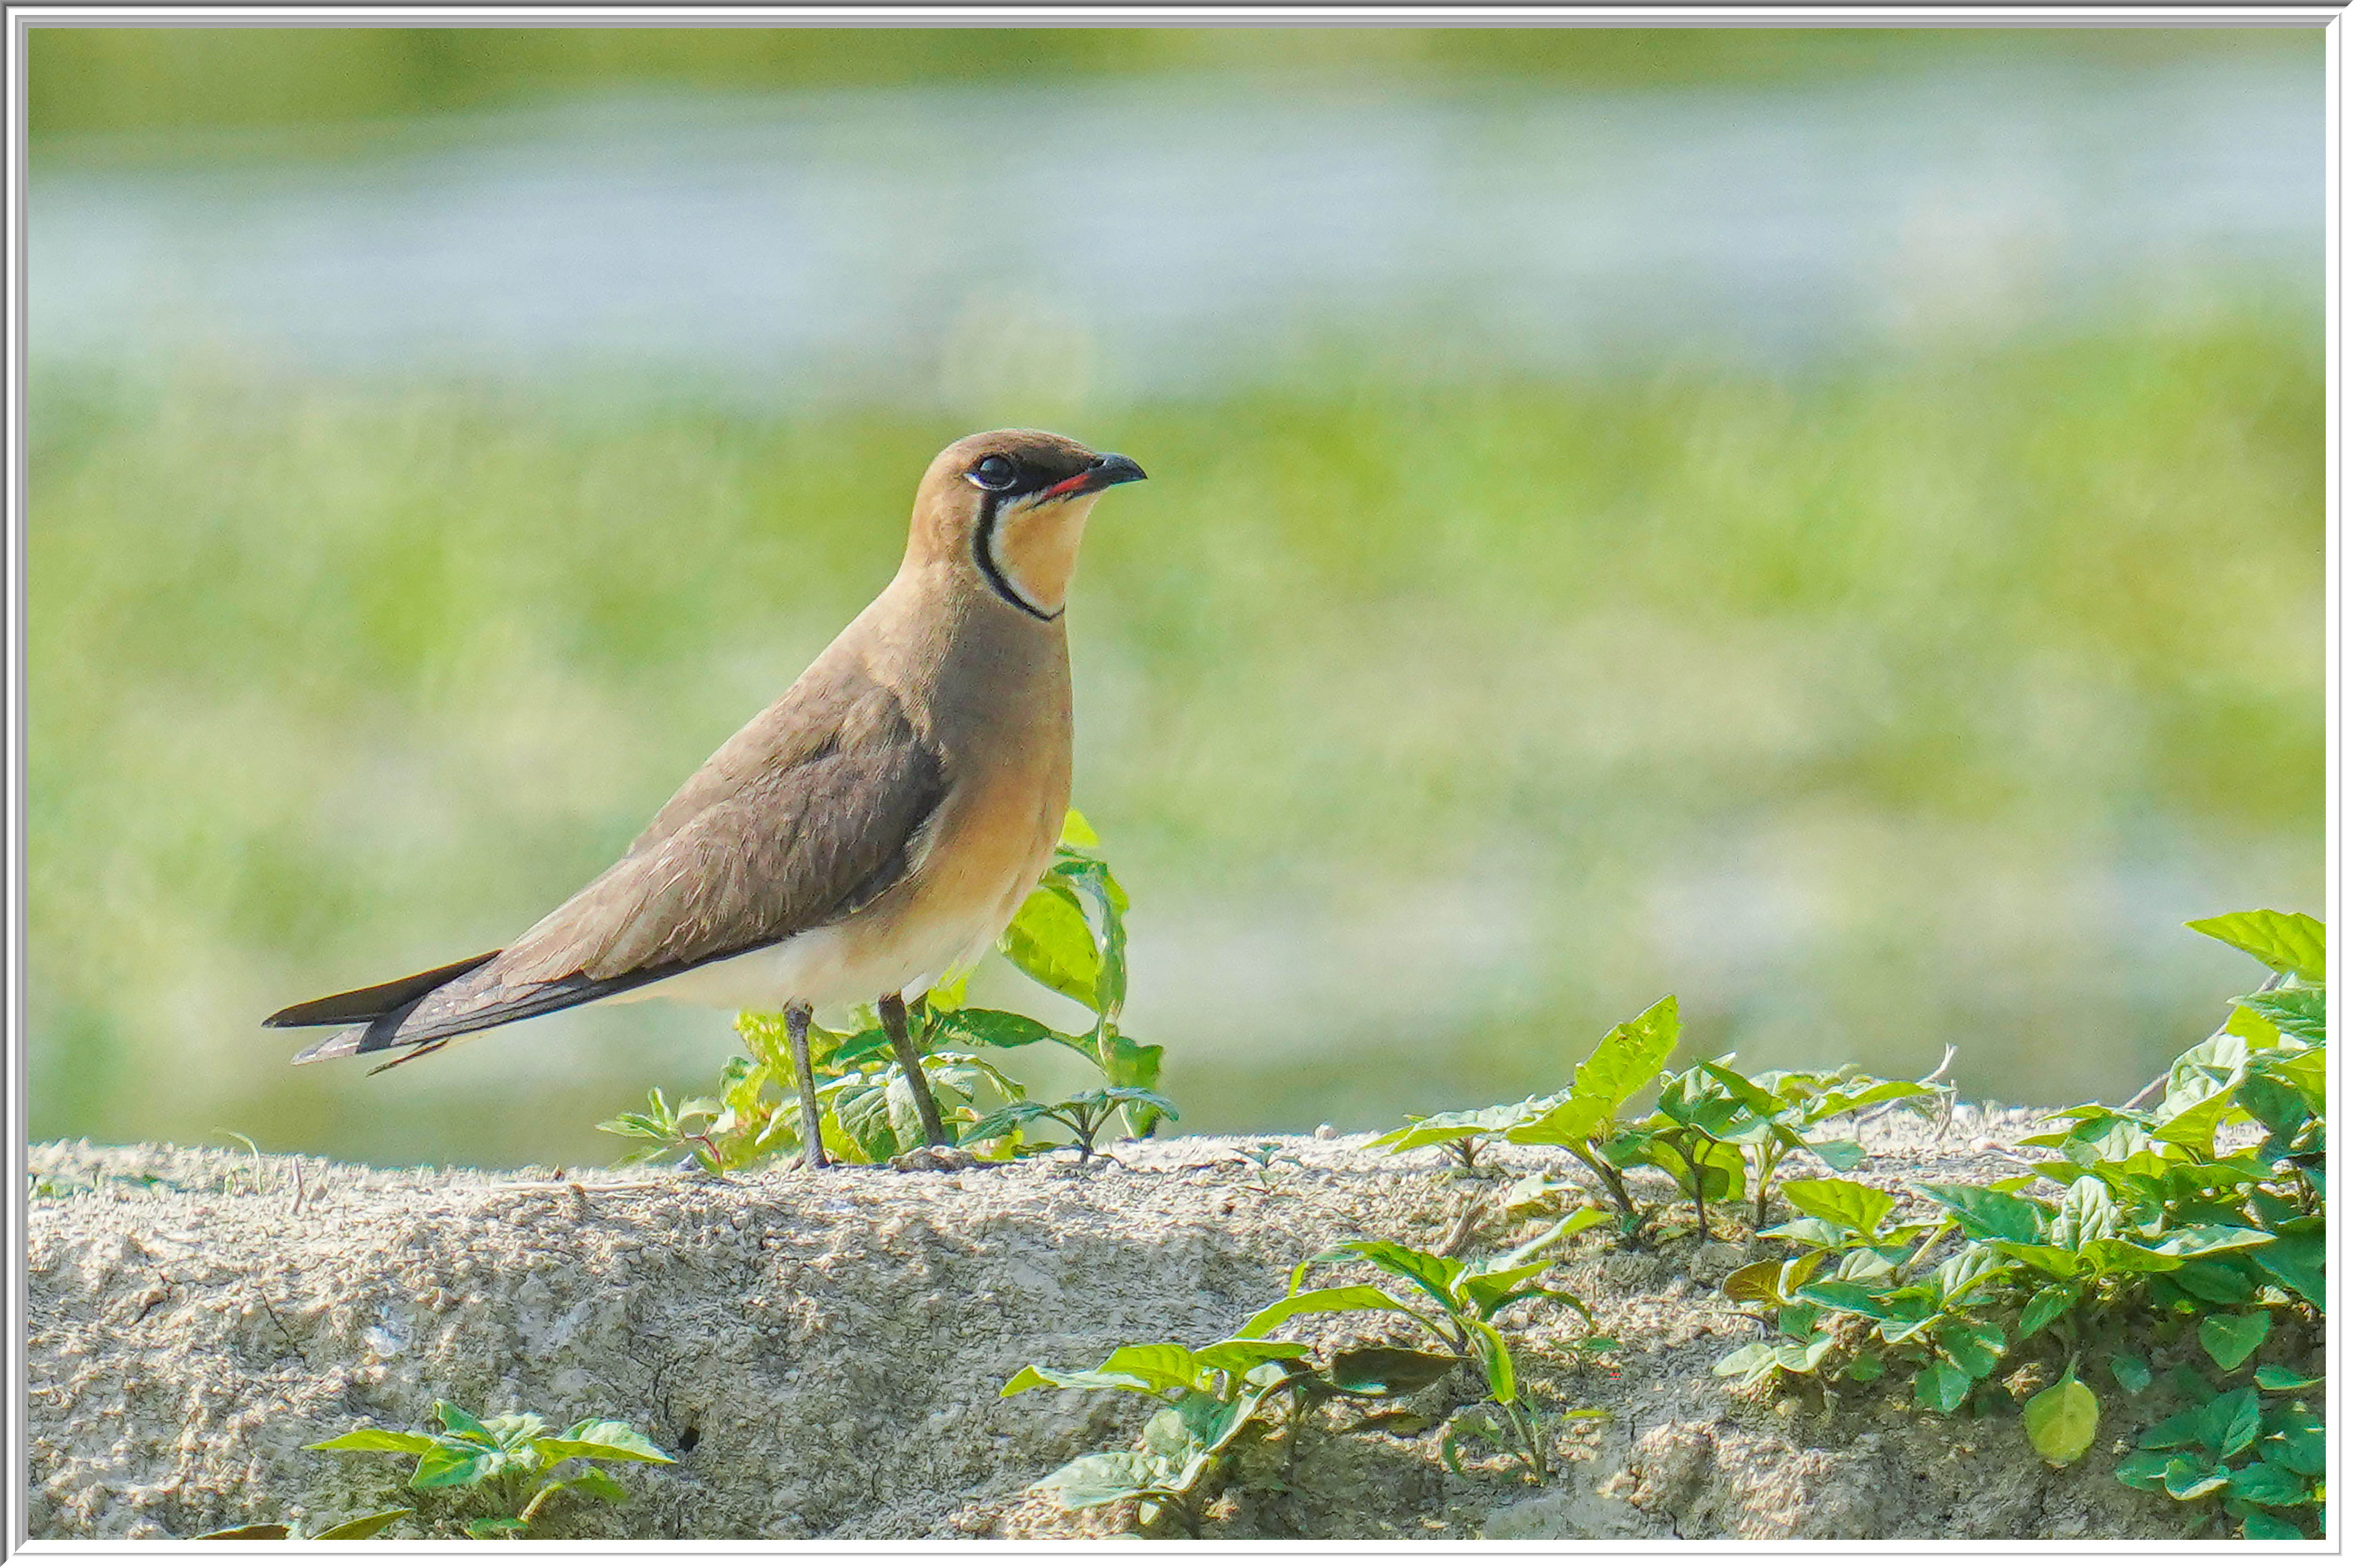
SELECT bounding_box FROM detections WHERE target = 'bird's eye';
[969,455,1019,491]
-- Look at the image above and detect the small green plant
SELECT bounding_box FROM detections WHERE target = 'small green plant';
[962,1087,1181,1168]
[194,1509,412,1540]
[2115,1379,2323,1537]
[1496,995,1684,1229]
[1003,1216,1613,1530]
[601,811,1176,1170]
[1229,1140,1306,1193]
[310,1400,674,1540]
[1245,1231,1609,1482]
[1001,1337,1311,1535]
[1368,1096,1551,1174]
[1712,908,2325,1541]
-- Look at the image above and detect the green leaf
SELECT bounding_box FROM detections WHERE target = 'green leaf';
[1491,1205,1611,1264]
[1467,1318,1517,1403]
[1911,1183,2048,1245]
[1914,1361,1972,1414]
[1808,1078,1939,1120]
[2254,1046,2327,1109]
[2074,1238,2186,1275]
[1712,1343,1782,1385]
[2161,1457,2232,1501]
[312,1509,413,1540]
[1779,1178,1894,1238]
[1793,1279,1885,1318]
[2262,1400,2324,1476]
[1505,1095,1616,1149]
[2048,1176,2119,1250]
[2234,985,2326,1046]
[2017,1282,2081,1338]
[1035,1451,1162,1510]
[2235,1506,2306,1541]
[1993,1241,2081,1280]
[942,1009,1061,1049]
[1804,1138,1868,1171]
[1192,1339,1311,1377]
[2185,910,2325,981]
[411,1445,508,1490]
[2023,1372,2100,1465]
[1001,1364,1152,1397]
[1773,1335,1833,1374]
[2114,1451,2172,1491]
[431,1402,495,1445]
[1724,1249,1825,1308]
[2109,1353,2152,1395]
[194,1524,292,1540]
[2248,1231,2325,1307]
[537,1420,674,1467]
[2151,1087,2238,1160]
[2201,1385,2263,1461]
[2198,1310,2271,1372]
[1326,1346,1462,1397]
[307,1428,438,1454]
[1573,995,1682,1116]
[1102,1038,1165,1099]
[998,886,1101,1011]
[2150,1223,2276,1258]
[564,1466,629,1506]
[2252,1364,2321,1391]
[1321,1239,1465,1312]
[1933,1319,2004,1380]
[2166,1256,2257,1304]
[1240,1285,1422,1339]
[2134,1406,2210,1452]
[2226,1461,2313,1508]
[465,1518,527,1539]
[1097,1344,1212,1394]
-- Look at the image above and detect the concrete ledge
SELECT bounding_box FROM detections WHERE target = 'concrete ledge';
[27,1112,2204,1540]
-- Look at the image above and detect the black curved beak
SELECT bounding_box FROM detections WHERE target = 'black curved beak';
[1086,453,1148,490]
[1040,452,1148,501]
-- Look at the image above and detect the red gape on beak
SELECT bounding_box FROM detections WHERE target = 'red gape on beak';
[1037,452,1149,501]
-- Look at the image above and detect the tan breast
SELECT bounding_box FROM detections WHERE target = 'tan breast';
[834,564,1074,989]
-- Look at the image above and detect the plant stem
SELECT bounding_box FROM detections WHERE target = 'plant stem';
[1687,1135,1716,1241]
[1752,1146,1780,1229]
[1566,1142,1639,1226]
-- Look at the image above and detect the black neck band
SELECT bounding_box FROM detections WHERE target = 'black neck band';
[974,495,1060,622]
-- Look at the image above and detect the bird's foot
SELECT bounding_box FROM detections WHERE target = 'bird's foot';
[887,1145,981,1174]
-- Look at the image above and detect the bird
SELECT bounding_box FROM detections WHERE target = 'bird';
[266,428,1146,1170]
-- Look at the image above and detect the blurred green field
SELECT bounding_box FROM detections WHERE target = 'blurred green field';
[27,303,2322,1167]
[27,25,2310,148]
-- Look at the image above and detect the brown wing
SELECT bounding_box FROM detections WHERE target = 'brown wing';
[287,665,950,1066]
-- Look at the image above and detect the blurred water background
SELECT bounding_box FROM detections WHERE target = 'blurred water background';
[26,28,2324,1169]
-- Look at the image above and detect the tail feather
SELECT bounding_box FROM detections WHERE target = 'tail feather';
[276,940,780,1070]
[265,951,501,1029]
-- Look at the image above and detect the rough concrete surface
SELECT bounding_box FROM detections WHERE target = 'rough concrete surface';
[27,1107,2220,1542]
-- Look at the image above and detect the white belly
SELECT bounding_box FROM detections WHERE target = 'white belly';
[612,897,1011,1013]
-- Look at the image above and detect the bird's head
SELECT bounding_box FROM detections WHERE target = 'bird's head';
[906,429,1146,621]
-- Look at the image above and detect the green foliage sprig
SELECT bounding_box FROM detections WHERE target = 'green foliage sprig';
[1712,909,2326,1541]
[309,1400,673,1540]
[600,811,1174,1170]
[964,1088,1181,1167]
[1375,994,1940,1242]
[1004,1224,1613,1531]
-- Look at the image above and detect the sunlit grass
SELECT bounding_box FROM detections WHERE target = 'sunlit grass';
[27,307,2322,1166]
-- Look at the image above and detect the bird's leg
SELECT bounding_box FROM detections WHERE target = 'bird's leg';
[878,991,950,1148]
[787,1000,827,1171]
